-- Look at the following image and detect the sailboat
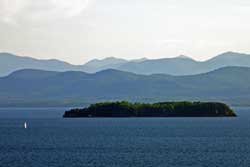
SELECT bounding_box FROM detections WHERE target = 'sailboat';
[24,122,27,129]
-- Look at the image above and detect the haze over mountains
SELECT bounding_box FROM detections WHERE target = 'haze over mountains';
[1,51,250,107]
[1,51,250,76]
[0,67,250,107]
[118,52,250,75]
[0,53,82,76]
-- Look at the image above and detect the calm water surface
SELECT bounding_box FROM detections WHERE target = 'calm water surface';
[0,107,250,167]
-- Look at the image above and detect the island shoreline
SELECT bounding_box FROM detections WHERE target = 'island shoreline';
[63,101,237,118]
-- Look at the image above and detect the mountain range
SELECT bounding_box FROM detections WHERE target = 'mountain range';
[1,51,250,76]
[0,67,250,107]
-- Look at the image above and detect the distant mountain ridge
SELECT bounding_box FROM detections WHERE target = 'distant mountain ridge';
[1,51,250,76]
[81,57,128,73]
[0,66,250,107]
[0,52,82,76]
[117,52,250,75]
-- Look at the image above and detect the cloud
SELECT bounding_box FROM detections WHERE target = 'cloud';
[156,39,187,48]
[52,0,89,17]
[0,0,90,24]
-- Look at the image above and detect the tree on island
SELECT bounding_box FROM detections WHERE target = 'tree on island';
[63,101,236,117]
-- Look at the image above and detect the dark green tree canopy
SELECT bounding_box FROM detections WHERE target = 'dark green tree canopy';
[63,101,236,117]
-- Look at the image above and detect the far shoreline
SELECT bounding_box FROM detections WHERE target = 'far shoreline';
[0,104,250,108]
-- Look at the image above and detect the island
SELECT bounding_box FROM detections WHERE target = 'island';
[63,101,236,118]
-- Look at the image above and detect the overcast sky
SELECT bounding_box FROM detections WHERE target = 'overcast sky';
[0,0,250,64]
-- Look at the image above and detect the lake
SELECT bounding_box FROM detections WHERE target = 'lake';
[0,107,250,167]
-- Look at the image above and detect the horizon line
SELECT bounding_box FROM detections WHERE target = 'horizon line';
[0,51,248,66]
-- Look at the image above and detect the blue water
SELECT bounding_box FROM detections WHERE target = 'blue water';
[0,107,250,167]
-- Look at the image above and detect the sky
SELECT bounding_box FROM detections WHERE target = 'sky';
[0,0,250,64]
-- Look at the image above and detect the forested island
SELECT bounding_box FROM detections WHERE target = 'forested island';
[63,101,236,118]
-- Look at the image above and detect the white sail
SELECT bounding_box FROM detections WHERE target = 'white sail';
[24,122,27,129]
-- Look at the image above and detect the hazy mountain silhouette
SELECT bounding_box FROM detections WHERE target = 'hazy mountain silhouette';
[1,51,250,76]
[0,53,82,76]
[0,67,250,106]
[117,52,250,75]
[117,55,197,75]
[81,57,128,73]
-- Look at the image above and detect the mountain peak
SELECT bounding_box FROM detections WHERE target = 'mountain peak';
[218,51,249,57]
[133,57,148,62]
[103,57,124,61]
[208,51,250,62]
[89,57,126,62]
[0,52,16,56]
[176,55,192,59]
[85,57,127,66]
